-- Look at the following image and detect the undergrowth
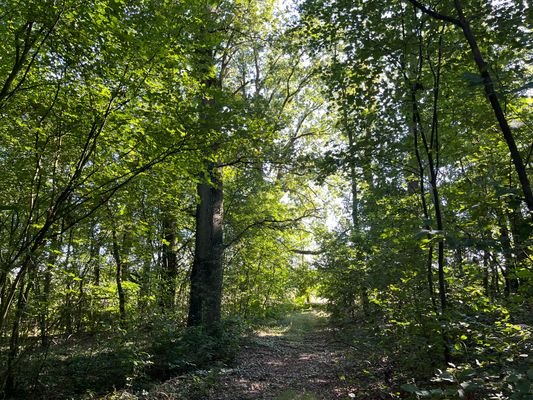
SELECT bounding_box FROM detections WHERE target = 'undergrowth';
[333,300,533,400]
[2,317,244,400]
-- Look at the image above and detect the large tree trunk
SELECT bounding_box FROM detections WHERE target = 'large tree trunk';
[187,165,224,330]
[186,2,224,331]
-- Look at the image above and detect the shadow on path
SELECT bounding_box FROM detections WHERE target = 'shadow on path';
[206,309,353,400]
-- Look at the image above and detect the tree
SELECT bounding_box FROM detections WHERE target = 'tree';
[406,0,533,216]
[185,0,320,330]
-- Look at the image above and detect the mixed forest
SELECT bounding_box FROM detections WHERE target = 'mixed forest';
[0,0,531,399]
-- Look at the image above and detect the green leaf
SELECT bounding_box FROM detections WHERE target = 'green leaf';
[401,383,419,393]
[462,72,484,87]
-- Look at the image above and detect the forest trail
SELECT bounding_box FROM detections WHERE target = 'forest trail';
[206,310,352,400]
[146,310,358,400]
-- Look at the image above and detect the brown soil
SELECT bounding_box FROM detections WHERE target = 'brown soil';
[120,310,364,400]
[206,310,354,400]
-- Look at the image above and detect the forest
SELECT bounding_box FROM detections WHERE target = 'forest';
[0,0,531,399]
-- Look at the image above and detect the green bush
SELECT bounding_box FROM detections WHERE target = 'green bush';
[147,318,242,379]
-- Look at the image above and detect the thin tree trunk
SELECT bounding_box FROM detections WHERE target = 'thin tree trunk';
[492,259,501,298]
[509,210,526,290]
[3,276,32,394]
[455,248,464,277]
[139,257,152,312]
[111,228,126,323]
[499,221,517,297]
[412,105,437,311]
[482,251,490,298]
[63,230,74,334]
[407,0,533,215]
[160,216,178,310]
[39,238,59,347]
[454,0,533,215]
[94,254,101,286]
[406,27,450,362]
[346,121,359,229]
[344,110,370,316]
[411,92,447,311]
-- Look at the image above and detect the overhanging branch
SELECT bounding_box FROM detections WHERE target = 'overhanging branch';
[405,0,462,27]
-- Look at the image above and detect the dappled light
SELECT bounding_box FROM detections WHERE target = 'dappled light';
[0,0,531,399]
[204,310,353,400]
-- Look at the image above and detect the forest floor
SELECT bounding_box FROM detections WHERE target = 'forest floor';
[206,309,353,399]
[129,309,392,400]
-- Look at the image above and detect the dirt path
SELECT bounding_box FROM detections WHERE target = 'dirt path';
[205,310,353,400]
[136,310,366,400]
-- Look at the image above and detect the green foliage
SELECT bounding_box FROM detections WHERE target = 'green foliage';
[148,317,243,378]
[0,0,531,398]
[300,0,533,399]
[3,317,244,399]
[9,334,151,399]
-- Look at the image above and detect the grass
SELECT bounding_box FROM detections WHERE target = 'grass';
[256,307,329,337]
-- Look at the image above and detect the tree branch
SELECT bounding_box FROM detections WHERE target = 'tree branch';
[289,248,324,255]
[405,0,462,27]
[224,212,317,249]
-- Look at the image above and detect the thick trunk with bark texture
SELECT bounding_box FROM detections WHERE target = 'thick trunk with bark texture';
[187,166,224,330]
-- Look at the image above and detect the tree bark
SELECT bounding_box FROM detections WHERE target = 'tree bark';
[3,277,32,394]
[187,165,224,330]
[499,220,518,296]
[344,109,370,316]
[411,89,447,311]
[482,251,490,298]
[63,230,74,334]
[405,27,450,361]
[413,134,437,311]
[111,228,126,323]
[160,216,178,310]
[453,0,533,215]
[186,3,225,332]
[39,238,59,347]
